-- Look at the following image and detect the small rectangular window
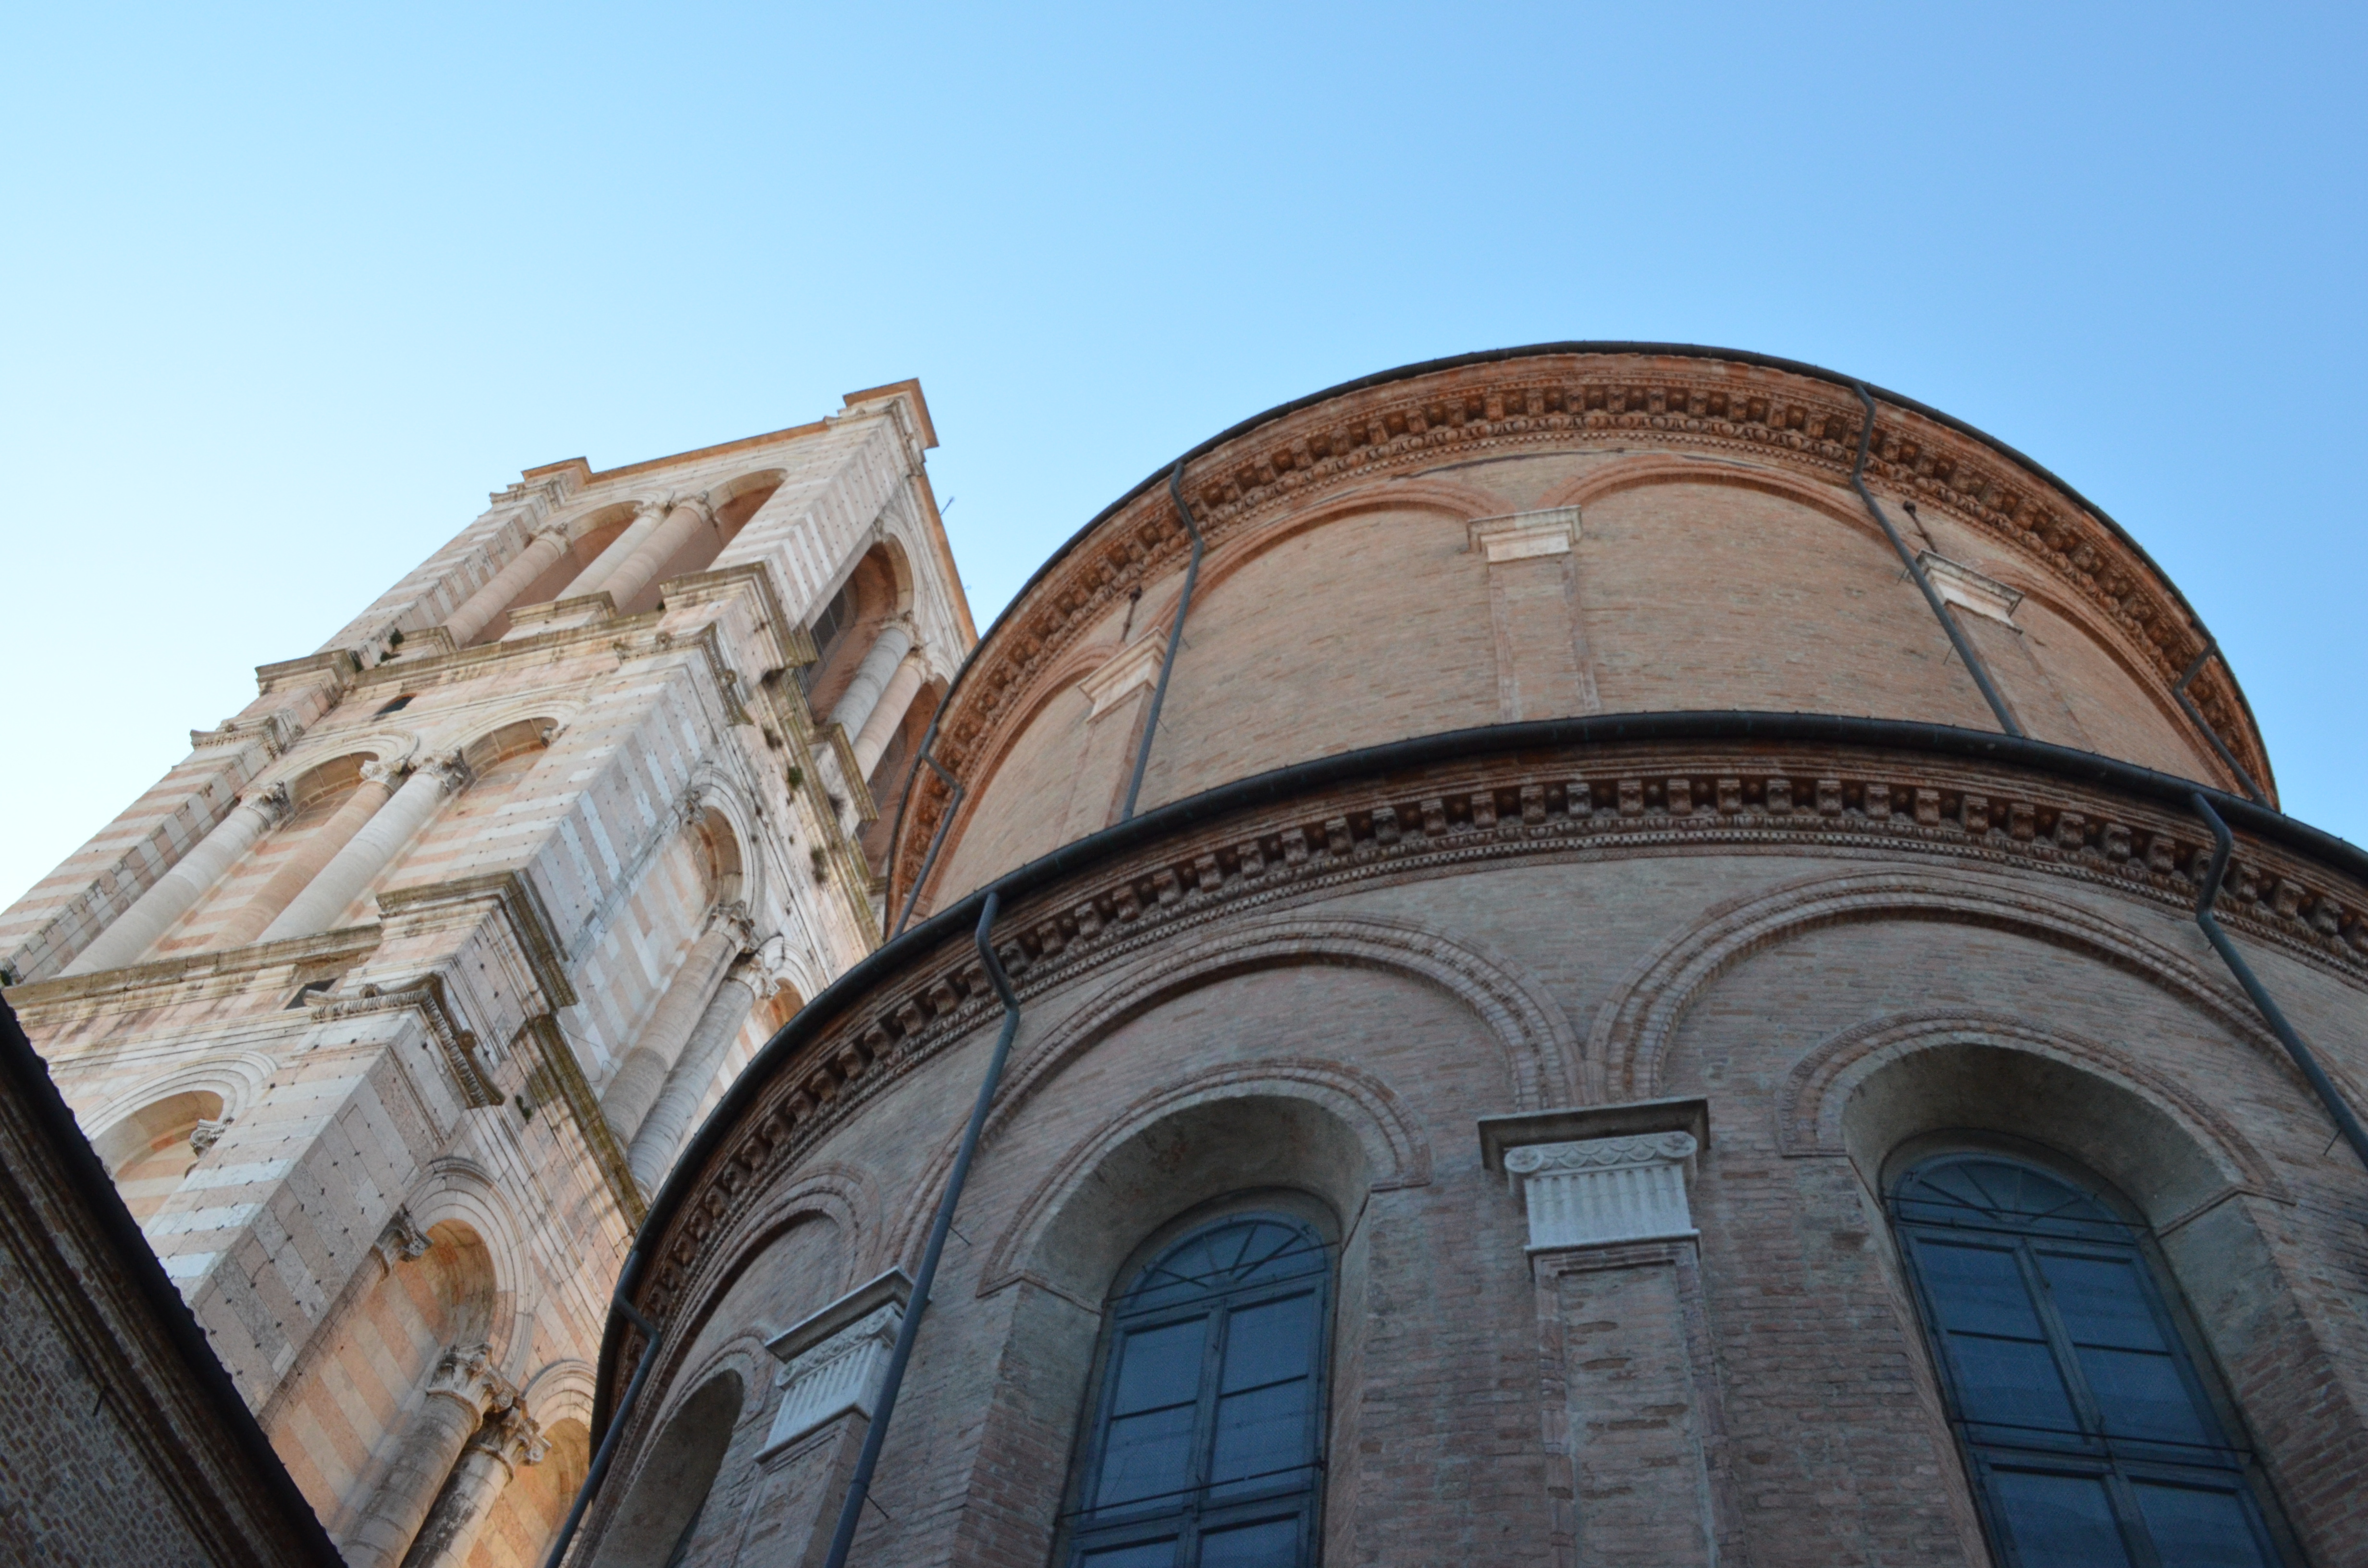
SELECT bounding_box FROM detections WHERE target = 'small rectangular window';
[376,694,415,715]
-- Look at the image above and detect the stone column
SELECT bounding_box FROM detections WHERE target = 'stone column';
[1487,1109,1733,1568]
[341,1344,511,1568]
[826,621,915,741]
[581,493,715,614]
[849,652,926,780]
[555,500,666,602]
[627,957,762,1192]
[402,1403,548,1568]
[442,529,569,647]
[64,784,290,975]
[602,924,742,1148]
[256,756,465,944]
[212,765,400,949]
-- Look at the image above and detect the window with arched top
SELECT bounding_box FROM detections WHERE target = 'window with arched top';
[1888,1153,2291,1568]
[1063,1212,1332,1568]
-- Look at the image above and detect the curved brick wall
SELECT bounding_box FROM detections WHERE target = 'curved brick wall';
[897,348,2270,913]
[590,354,2364,1568]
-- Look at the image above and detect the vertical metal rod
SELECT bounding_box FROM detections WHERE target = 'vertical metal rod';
[889,746,964,941]
[822,888,1024,1568]
[1850,384,2023,739]
[540,1251,663,1568]
[1119,463,1206,821]
[2188,792,2368,1173]
[2174,642,2270,807]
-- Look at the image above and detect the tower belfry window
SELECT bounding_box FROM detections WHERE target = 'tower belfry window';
[1063,1213,1332,1568]
[1889,1154,2290,1568]
[797,582,854,698]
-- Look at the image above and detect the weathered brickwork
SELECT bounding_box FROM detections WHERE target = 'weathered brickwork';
[0,384,973,1566]
[581,350,2364,1568]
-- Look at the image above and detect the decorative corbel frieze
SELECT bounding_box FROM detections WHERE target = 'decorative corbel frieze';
[759,1270,913,1456]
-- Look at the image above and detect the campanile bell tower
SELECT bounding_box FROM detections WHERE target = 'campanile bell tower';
[0,381,974,1568]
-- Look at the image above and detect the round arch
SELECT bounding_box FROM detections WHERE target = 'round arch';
[1585,868,2286,1104]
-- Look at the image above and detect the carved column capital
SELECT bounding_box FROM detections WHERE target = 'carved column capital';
[414,752,471,795]
[713,900,757,951]
[245,780,293,825]
[188,1118,232,1156]
[423,1343,515,1416]
[373,1207,432,1269]
[467,1403,548,1473]
[358,758,407,790]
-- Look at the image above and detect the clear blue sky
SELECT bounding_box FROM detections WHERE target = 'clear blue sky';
[6,3,2363,910]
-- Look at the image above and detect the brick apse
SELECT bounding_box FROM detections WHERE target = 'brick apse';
[0,381,974,1568]
[570,348,2365,1568]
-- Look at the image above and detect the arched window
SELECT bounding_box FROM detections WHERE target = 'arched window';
[1064,1212,1332,1568]
[1889,1153,2289,1567]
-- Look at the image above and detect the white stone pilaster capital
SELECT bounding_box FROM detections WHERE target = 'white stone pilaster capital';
[1503,1131,1698,1252]
[359,758,407,791]
[1468,505,1581,563]
[760,1271,912,1456]
[1080,637,1165,718]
